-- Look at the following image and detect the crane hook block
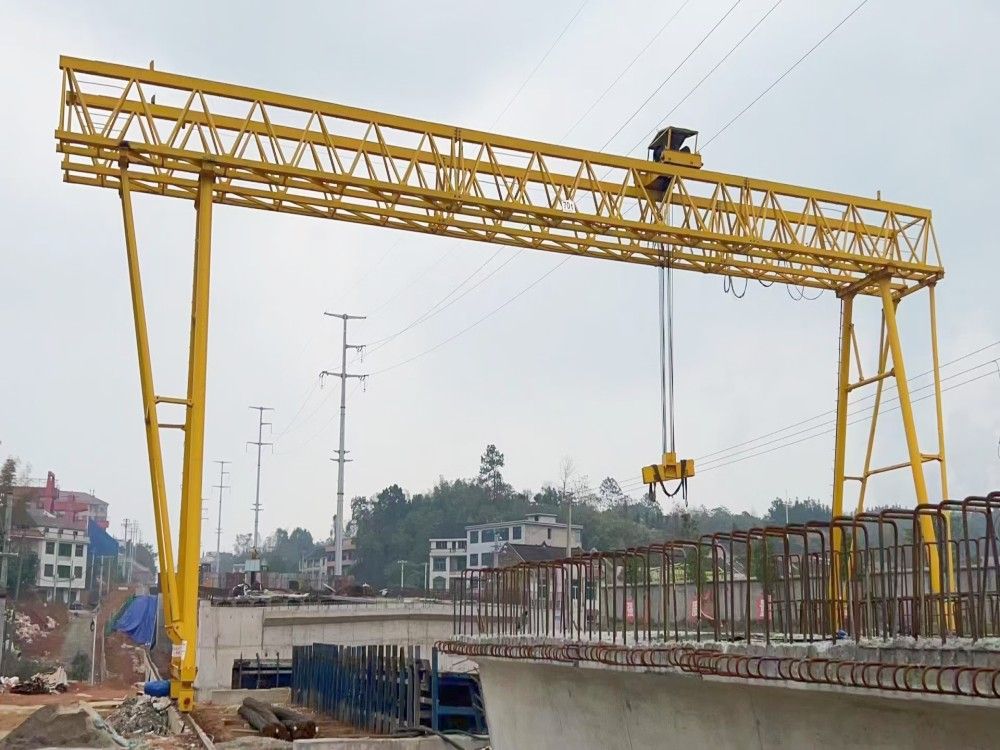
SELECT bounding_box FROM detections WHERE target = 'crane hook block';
[641,452,695,484]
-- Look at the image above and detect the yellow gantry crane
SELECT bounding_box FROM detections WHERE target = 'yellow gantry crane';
[55,56,948,709]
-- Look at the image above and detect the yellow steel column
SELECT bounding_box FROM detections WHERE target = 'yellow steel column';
[174,169,215,711]
[877,278,941,590]
[928,284,956,594]
[117,160,181,634]
[830,294,854,624]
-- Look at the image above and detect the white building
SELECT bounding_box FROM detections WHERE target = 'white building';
[428,538,467,590]
[428,513,582,590]
[25,508,90,603]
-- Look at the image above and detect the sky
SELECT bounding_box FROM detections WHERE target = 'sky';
[1,0,998,557]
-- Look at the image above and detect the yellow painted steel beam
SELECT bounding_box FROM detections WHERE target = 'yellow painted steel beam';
[55,56,942,297]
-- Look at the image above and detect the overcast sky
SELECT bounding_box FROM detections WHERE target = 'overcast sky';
[2,0,998,555]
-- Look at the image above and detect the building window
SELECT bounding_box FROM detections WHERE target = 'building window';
[454,556,467,571]
[44,564,53,577]
[512,526,522,540]
[469,530,478,544]
[432,557,447,572]
[75,544,84,557]
[45,542,55,555]
[57,565,71,579]
[58,542,72,557]
[496,528,509,542]
[457,541,466,549]
[435,541,448,550]
[74,566,83,579]
[469,554,479,567]
[481,529,495,543]
[432,577,447,590]
[547,529,552,540]
[481,552,494,567]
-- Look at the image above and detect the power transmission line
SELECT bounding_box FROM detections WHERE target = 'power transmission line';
[491,0,590,128]
[703,0,871,148]
[563,0,693,140]
[600,0,745,151]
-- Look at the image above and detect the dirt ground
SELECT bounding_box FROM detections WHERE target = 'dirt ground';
[192,702,364,744]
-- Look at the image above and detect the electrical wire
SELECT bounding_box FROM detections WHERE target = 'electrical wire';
[600,0,745,152]
[562,0,692,140]
[621,0,785,158]
[490,0,590,128]
[697,339,1000,461]
[702,0,871,148]
[699,367,998,473]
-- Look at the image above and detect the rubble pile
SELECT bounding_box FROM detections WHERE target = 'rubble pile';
[1,703,125,749]
[107,695,172,737]
[12,612,49,644]
[10,666,68,695]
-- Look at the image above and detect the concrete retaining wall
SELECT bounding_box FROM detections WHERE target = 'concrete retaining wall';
[476,657,998,750]
[195,600,464,691]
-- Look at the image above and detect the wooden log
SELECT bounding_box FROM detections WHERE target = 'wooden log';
[268,704,317,739]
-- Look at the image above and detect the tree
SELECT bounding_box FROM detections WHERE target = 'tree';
[233,533,252,557]
[0,458,17,591]
[598,477,627,510]
[477,445,512,501]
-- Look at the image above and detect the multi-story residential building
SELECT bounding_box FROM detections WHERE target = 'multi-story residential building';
[298,534,358,590]
[33,472,110,529]
[24,507,90,603]
[428,514,582,591]
[428,537,468,590]
[466,513,581,570]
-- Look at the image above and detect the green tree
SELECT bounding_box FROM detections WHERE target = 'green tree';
[477,445,511,501]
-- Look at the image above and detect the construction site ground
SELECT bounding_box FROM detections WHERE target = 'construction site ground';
[192,701,365,744]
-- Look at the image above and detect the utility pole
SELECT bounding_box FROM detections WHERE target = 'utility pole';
[212,460,230,588]
[321,312,366,578]
[246,406,273,551]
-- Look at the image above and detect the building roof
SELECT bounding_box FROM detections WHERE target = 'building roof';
[499,543,583,563]
[55,489,108,508]
[465,517,582,531]
[24,506,88,533]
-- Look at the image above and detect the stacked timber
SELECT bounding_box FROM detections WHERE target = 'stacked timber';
[239,697,318,740]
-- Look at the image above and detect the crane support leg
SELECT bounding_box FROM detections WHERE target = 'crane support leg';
[830,293,854,612]
[173,170,215,710]
[878,278,942,592]
[117,158,215,712]
[117,163,182,637]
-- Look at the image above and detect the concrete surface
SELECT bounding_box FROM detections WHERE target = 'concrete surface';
[293,738,485,749]
[196,600,468,690]
[476,656,998,750]
[200,686,291,705]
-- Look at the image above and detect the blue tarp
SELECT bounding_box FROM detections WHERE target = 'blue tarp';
[87,520,119,558]
[114,594,158,647]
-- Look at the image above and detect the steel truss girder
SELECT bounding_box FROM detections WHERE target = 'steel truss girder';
[56,56,942,297]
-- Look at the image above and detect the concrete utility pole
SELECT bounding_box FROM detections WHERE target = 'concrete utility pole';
[246,406,273,551]
[321,311,366,577]
[212,460,230,588]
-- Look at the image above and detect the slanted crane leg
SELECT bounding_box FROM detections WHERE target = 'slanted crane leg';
[174,170,216,711]
[117,161,182,641]
[830,293,854,629]
[878,278,941,594]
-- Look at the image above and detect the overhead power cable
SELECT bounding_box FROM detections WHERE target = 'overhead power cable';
[697,339,1000,462]
[491,0,590,128]
[623,0,784,157]
[563,0,692,140]
[600,0,745,151]
[703,0,871,148]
